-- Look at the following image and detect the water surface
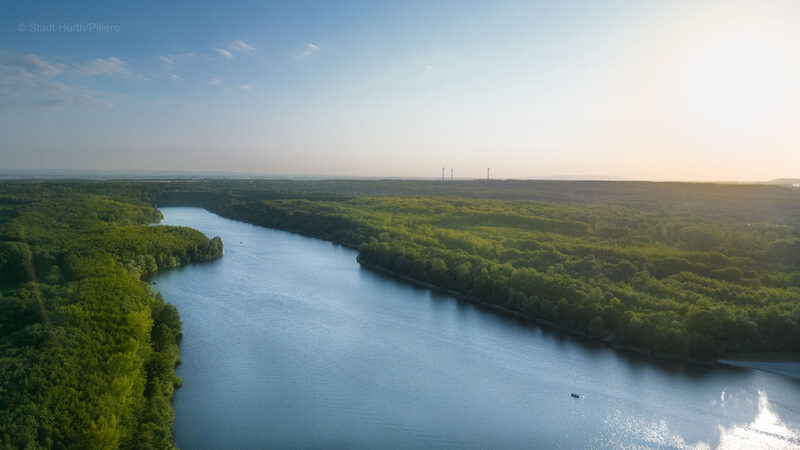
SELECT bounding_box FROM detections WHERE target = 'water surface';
[154,207,800,448]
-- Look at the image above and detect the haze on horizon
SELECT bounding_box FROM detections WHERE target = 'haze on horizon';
[1,0,799,182]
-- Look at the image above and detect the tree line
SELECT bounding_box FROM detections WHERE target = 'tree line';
[212,195,800,361]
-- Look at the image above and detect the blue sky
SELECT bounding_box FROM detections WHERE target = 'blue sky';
[1,1,799,180]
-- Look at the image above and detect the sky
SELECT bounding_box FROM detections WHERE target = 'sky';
[1,0,799,181]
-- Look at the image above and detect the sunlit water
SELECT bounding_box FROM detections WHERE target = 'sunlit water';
[154,207,800,449]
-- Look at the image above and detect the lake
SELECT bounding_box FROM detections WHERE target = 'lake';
[154,207,800,448]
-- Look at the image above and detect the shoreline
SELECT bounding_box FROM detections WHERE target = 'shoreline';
[717,359,800,381]
[355,255,711,367]
[190,206,797,379]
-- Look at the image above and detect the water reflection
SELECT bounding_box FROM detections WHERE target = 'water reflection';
[717,391,800,449]
[592,391,799,448]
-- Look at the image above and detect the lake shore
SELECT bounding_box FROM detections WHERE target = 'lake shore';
[199,206,795,375]
[718,355,800,380]
[355,255,710,367]
[358,254,800,382]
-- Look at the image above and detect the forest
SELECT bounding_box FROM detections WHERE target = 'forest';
[1,178,799,448]
[149,179,800,360]
[208,194,800,361]
[0,189,222,449]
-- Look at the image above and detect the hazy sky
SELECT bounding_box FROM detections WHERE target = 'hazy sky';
[1,0,799,180]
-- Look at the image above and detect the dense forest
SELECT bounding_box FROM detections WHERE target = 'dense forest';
[1,178,799,447]
[146,178,800,224]
[209,195,800,361]
[0,189,222,448]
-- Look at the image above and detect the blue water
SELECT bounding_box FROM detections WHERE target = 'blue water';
[154,207,800,449]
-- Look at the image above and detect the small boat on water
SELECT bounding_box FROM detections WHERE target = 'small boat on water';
[571,393,580,398]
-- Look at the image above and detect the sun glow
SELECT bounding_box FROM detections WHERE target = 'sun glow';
[617,5,800,180]
[682,31,798,132]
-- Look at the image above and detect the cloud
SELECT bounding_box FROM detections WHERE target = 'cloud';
[0,50,124,108]
[170,74,182,82]
[215,39,256,61]
[0,66,70,98]
[72,57,133,78]
[228,39,255,54]
[204,77,223,86]
[239,84,253,90]
[0,51,135,79]
[216,48,235,60]
[297,43,319,58]
[158,52,201,65]
[162,40,253,66]
[0,66,113,108]
[20,54,66,76]
[0,50,67,76]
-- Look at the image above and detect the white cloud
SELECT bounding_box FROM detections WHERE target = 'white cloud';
[0,51,134,79]
[72,57,133,78]
[21,54,66,76]
[158,52,200,65]
[216,40,256,61]
[228,39,255,54]
[0,51,66,76]
[0,66,69,98]
[205,77,223,86]
[164,40,252,66]
[0,63,112,108]
[216,48,235,60]
[170,74,182,82]
[297,43,319,58]
[239,84,253,90]
[0,51,128,108]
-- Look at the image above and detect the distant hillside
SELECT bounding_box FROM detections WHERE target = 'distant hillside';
[144,179,800,226]
[3,178,799,226]
[515,175,633,181]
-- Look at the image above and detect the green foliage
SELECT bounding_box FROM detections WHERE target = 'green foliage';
[0,241,33,283]
[206,193,800,361]
[588,316,607,339]
[0,191,221,448]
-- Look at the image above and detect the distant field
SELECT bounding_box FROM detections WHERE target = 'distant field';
[127,179,800,225]
[4,178,800,225]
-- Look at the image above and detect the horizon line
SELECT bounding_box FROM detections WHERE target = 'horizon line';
[0,168,796,185]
